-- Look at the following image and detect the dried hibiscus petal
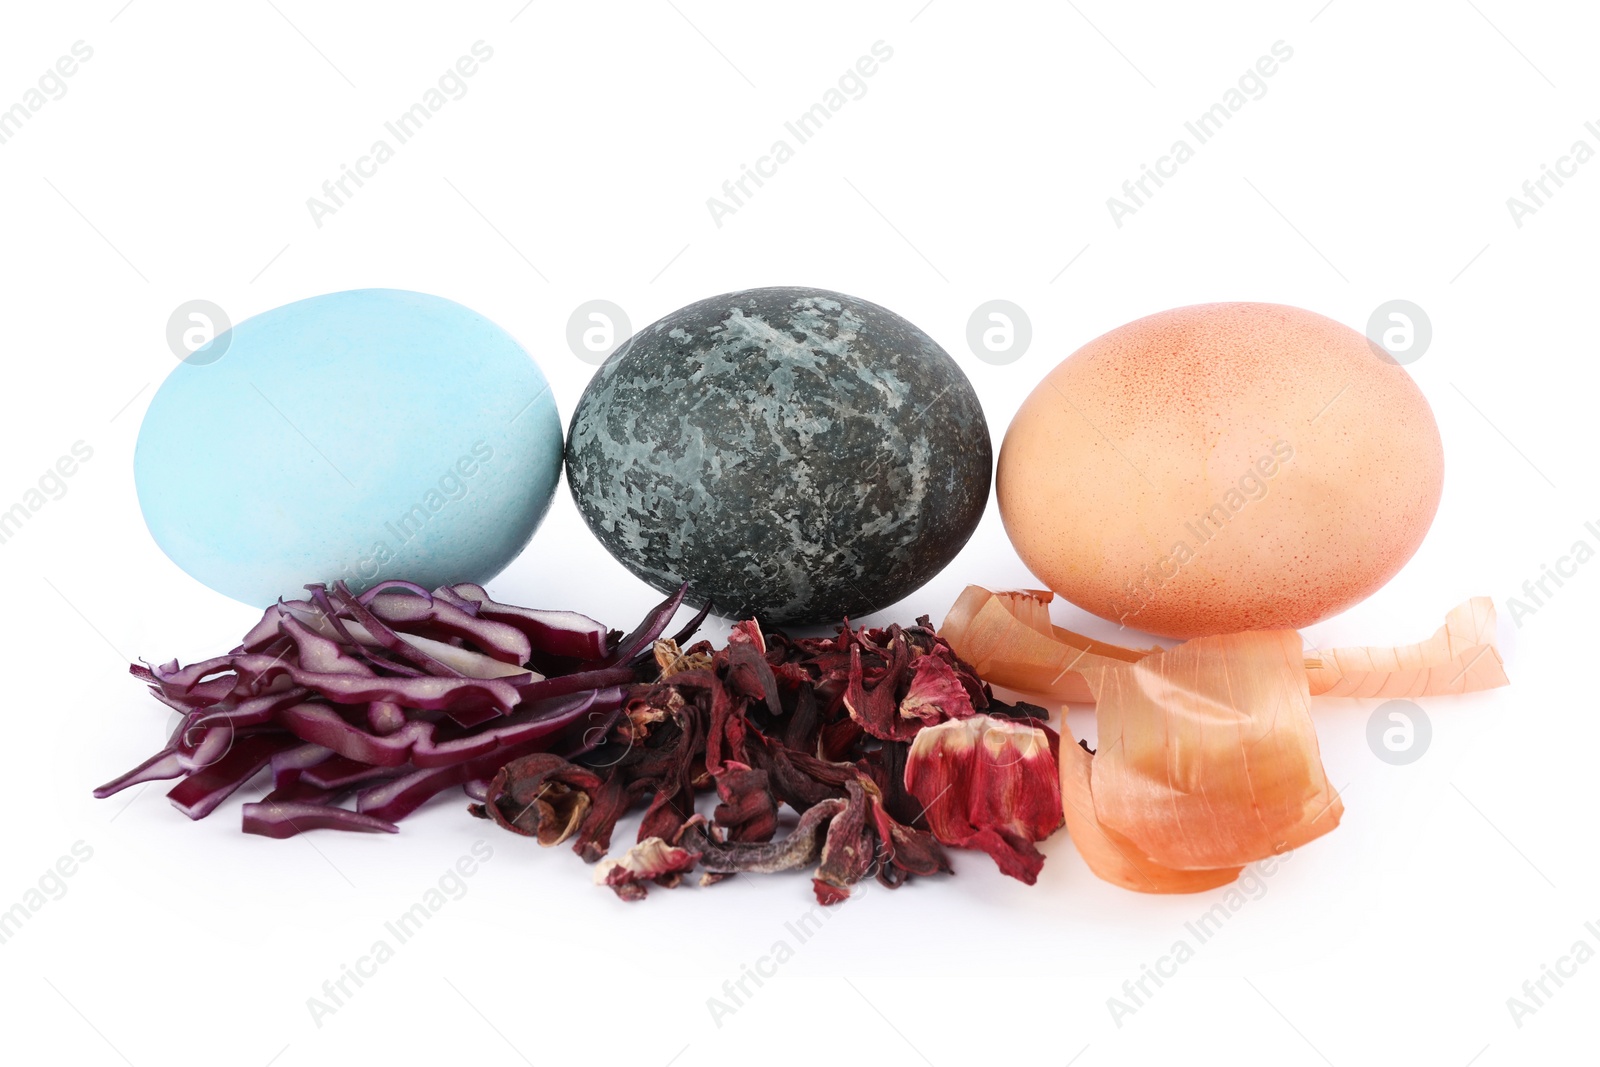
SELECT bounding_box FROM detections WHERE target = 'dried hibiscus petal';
[842,632,918,741]
[471,753,603,846]
[812,778,876,904]
[570,773,643,863]
[711,762,778,843]
[898,653,976,727]
[860,775,950,887]
[904,714,1063,884]
[594,837,700,901]
[652,638,712,679]
[758,743,847,813]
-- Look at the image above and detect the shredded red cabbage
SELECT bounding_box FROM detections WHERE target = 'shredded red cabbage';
[96,581,693,837]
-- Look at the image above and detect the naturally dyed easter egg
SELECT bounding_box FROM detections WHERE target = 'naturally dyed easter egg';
[998,302,1444,638]
[135,289,563,606]
[566,287,991,625]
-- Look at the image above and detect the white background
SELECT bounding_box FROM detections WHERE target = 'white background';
[1,2,1594,1064]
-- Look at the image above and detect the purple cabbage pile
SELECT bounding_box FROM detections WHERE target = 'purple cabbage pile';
[94,580,704,838]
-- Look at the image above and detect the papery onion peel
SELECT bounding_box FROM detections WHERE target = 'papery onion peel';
[942,586,1508,893]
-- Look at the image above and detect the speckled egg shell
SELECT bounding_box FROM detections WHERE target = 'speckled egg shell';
[998,302,1445,638]
[135,289,564,607]
[565,287,992,625]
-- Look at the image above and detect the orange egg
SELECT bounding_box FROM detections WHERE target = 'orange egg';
[997,302,1444,638]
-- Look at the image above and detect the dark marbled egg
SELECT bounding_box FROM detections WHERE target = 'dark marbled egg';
[565,287,991,625]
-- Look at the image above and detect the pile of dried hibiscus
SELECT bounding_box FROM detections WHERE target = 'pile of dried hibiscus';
[471,618,1064,903]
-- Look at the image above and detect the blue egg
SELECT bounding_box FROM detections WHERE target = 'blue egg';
[135,289,563,607]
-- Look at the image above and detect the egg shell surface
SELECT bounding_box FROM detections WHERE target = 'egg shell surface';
[565,286,992,625]
[997,302,1444,638]
[135,288,563,606]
